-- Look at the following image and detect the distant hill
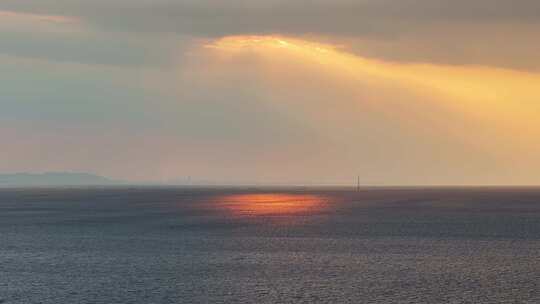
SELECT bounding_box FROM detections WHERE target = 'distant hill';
[0,172,124,187]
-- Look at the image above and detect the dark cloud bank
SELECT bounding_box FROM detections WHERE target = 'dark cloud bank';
[2,0,540,70]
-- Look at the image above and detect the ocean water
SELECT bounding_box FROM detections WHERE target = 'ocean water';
[1,187,539,303]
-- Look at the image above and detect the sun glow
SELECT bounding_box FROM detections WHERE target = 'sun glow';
[203,35,540,147]
[205,35,540,104]
[204,35,338,60]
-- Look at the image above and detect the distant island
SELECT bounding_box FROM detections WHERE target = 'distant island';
[0,172,124,187]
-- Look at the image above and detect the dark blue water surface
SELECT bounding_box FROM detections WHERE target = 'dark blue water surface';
[1,187,540,303]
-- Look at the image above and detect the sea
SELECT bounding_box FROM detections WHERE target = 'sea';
[1,187,539,303]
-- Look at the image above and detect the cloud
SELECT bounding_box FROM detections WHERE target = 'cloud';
[2,0,540,35]
[0,30,181,67]
[0,10,77,24]
[0,8,186,68]
[1,1,539,70]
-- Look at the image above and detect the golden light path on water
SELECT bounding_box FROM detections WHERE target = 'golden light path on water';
[217,193,328,216]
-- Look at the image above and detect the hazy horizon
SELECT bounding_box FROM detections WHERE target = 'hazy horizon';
[4,171,540,188]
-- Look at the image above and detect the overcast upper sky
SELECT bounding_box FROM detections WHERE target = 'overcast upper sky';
[2,1,540,185]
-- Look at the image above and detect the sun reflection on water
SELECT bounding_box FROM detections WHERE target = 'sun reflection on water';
[218,193,328,216]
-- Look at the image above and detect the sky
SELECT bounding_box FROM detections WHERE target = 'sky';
[2,0,540,185]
